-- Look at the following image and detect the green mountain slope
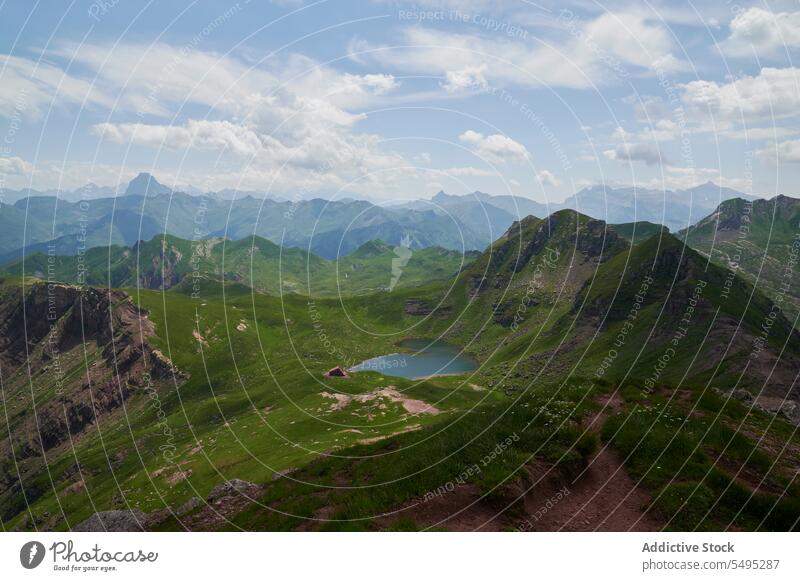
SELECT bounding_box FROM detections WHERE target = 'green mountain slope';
[610,221,670,244]
[679,195,800,325]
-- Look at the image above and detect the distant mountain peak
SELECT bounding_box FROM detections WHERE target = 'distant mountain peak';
[124,172,171,197]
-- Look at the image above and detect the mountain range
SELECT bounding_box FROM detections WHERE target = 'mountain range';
[0,173,769,264]
[403,181,757,235]
[0,174,489,261]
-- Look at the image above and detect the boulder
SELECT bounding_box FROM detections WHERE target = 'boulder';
[72,509,147,532]
[207,479,260,502]
[779,401,800,426]
[176,496,204,515]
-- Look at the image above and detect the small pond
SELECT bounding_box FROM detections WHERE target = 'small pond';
[349,338,478,379]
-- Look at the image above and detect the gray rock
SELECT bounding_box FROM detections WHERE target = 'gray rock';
[271,468,296,481]
[176,496,204,515]
[729,388,754,403]
[206,479,259,501]
[779,401,800,426]
[73,509,147,532]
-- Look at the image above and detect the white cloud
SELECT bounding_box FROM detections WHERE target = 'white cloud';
[0,155,33,176]
[579,12,683,73]
[718,126,800,140]
[20,41,414,196]
[723,7,800,56]
[0,54,113,119]
[94,120,265,156]
[459,130,530,163]
[681,67,800,122]
[602,125,668,166]
[625,74,800,143]
[442,166,496,177]
[350,12,682,91]
[536,169,561,186]
[756,139,800,163]
[441,65,489,93]
[603,142,666,166]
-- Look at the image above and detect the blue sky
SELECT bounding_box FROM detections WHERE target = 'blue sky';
[1,0,800,202]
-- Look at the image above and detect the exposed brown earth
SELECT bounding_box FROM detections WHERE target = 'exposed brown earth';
[320,386,440,416]
[375,391,663,532]
[523,392,662,531]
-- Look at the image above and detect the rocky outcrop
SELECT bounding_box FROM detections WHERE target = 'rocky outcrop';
[0,282,185,459]
[207,479,260,501]
[404,299,452,316]
[73,509,148,532]
[176,496,203,516]
[724,388,800,426]
[133,239,184,289]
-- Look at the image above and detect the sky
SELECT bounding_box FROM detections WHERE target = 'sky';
[1,0,800,203]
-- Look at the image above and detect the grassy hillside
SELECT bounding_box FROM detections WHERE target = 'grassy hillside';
[680,195,800,325]
[610,221,670,245]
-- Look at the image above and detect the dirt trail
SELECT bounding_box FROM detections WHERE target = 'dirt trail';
[375,484,507,532]
[522,392,662,531]
[373,392,663,532]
